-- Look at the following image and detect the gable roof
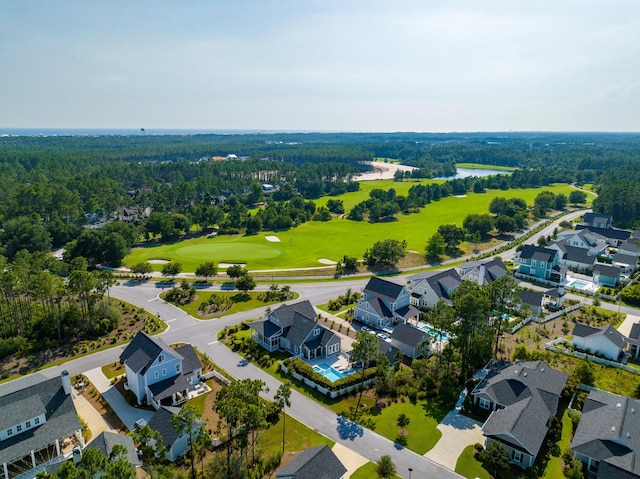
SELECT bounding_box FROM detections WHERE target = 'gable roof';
[613,252,637,265]
[0,376,82,465]
[619,242,640,255]
[173,344,202,374]
[276,445,346,479]
[473,361,567,458]
[408,268,462,302]
[147,406,182,446]
[377,338,402,363]
[584,212,612,227]
[594,263,623,278]
[85,431,141,467]
[576,224,632,242]
[456,257,509,284]
[551,240,597,265]
[572,323,627,350]
[519,245,557,262]
[362,277,405,303]
[120,331,181,375]
[270,300,317,328]
[519,290,544,308]
[390,323,430,349]
[571,390,640,477]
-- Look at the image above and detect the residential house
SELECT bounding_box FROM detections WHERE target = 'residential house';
[593,264,623,287]
[389,323,432,359]
[571,390,640,478]
[117,206,152,224]
[405,268,462,309]
[147,406,200,462]
[548,240,596,273]
[571,323,627,361]
[471,360,567,468]
[543,288,564,310]
[583,213,613,229]
[354,277,420,329]
[455,257,509,285]
[628,323,640,360]
[518,290,544,316]
[0,372,83,479]
[556,229,608,257]
[612,252,638,274]
[275,445,347,479]
[376,337,402,365]
[120,332,203,409]
[84,431,141,468]
[515,245,566,283]
[249,300,341,360]
[618,241,640,258]
[576,224,631,247]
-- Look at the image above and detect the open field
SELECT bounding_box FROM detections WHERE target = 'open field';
[125,184,586,272]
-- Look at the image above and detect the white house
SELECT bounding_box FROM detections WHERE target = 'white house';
[556,229,607,257]
[571,323,627,361]
[405,268,462,310]
[120,332,203,409]
[354,277,419,329]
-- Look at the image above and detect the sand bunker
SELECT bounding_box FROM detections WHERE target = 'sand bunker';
[265,235,281,242]
[318,258,337,265]
[218,262,246,269]
[454,194,467,198]
[148,259,170,264]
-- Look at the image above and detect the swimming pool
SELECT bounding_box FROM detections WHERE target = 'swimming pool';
[569,280,589,290]
[420,324,450,342]
[312,363,346,382]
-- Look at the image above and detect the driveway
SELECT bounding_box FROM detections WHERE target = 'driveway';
[618,313,639,337]
[424,411,484,470]
[84,368,154,431]
[72,392,115,439]
[331,443,368,478]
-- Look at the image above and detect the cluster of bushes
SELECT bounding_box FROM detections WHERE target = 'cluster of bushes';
[198,294,233,314]
[0,336,28,359]
[164,281,196,304]
[326,289,362,312]
[620,282,640,306]
[257,284,294,303]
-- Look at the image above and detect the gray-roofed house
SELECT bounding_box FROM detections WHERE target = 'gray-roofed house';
[389,323,432,358]
[583,213,613,230]
[576,224,632,246]
[593,263,623,287]
[548,239,597,273]
[613,251,638,274]
[249,300,341,360]
[275,445,347,479]
[618,241,640,258]
[0,372,83,479]
[543,288,565,310]
[120,331,203,409]
[455,257,509,285]
[354,277,420,329]
[556,229,608,256]
[471,360,567,468]
[572,323,628,361]
[405,268,462,310]
[518,290,544,316]
[571,390,640,478]
[147,406,201,462]
[515,245,566,283]
[629,322,640,360]
[84,431,141,468]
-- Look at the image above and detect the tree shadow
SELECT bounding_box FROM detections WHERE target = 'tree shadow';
[336,414,364,441]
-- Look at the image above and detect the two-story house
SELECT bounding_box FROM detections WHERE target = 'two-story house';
[0,372,83,479]
[455,257,509,285]
[583,213,613,230]
[515,245,566,283]
[471,360,567,469]
[593,263,623,287]
[576,224,631,247]
[354,277,420,329]
[249,300,341,360]
[555,229,607,257]
[547,239,597,273]
[405,268,462,310]
[120,332,203,409]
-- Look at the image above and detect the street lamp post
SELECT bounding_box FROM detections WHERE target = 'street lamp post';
[408,467,413,479]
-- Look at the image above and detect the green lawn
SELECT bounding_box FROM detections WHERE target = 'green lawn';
[368,400,447,454]
[167,291,295,319]
[260,414,334,456]
[455,445,490,479]
[126,184,583,272]
[351,461,403,479]
[541,410,573,479]
[101,362,125,379]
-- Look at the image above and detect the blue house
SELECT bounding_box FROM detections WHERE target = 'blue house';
[354,277,420,329]
[593,263,622,287]
[120,332,203,409]
[516,245,566,283]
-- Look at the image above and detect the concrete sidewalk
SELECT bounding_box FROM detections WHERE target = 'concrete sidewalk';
[84,367,154,431]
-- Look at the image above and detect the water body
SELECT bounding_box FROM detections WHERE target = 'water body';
[435,167,513,180]
[0,128,304,137]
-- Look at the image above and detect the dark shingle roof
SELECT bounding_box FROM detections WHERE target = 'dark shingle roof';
[572,323,627,350]
[630,322,640,341]
[276,445,346,479]
[377,338,401,363]
[85,431,141,467]
[0,377,82,465]
[284,312,318,347]
[519,245,557,262]
[148,406,182,445]
[390,323,429,349]
[362,277,405,303]
[363,297,392,319]
[571,390,640,477]
[584,213,612,226]
[174,345,202,374]
[120,331,181,375]
[613,252,637,265]
[248,318,281,338]
[148,372,194,401]
[576,225,632,241]
[560,243,596,265]
[407,268,462,302]
[270,300,316,328]
[619,242,640,255]
[594,263,622,278]
[395,304,421,320]
[519,290,543,308]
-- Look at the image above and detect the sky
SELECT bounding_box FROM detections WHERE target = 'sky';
[1,1,639,132]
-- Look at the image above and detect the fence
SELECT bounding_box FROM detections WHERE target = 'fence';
[280,362,376,399]
[535,303,582,324]
[509,317,532,334]
[545,338,640,376]
[201,370,230,385]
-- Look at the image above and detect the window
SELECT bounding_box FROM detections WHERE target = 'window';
[314,328,320,336]
[479,398,491,410]
[532,260,537,266]
[16,424,22,432]
[7,428,12,436]
[26,420,31,428]
[540,261,545,268]
[159,354,165,362]
[589,460,600,473]
[154,371,159,379]
[513,451,522,463]
[175,364,181,373]
[162,368,167,376]
[34,418,40,425]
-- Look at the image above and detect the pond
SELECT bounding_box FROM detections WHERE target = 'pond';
[435,167,513,180]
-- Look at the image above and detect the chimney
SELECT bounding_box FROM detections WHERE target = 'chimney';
[61,370,72,395]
